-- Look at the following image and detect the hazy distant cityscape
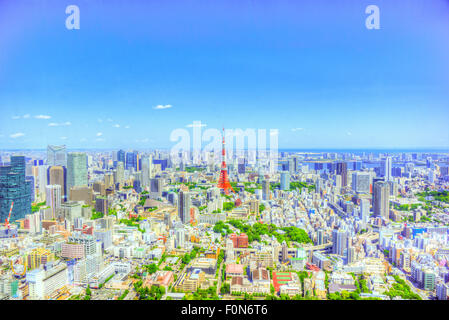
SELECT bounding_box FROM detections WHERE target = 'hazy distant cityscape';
[1,0,449,302]
[0,143,448,300]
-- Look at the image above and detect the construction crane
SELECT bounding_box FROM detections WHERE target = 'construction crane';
[5,201,14,229]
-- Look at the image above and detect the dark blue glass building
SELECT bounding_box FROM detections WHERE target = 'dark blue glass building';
[0,156,32,222]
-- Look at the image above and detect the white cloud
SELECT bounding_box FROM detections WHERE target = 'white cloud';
[291,128,304,132]
[346,131,352,136]
[97,118,103,123]
[113,124,120,128]
[154,104,172,110]
[48,121,71,127]
[124,125,130,129]
[96,132,103,137]
[60,136,68,140]
[10,132,25,138]
[12,114,33,119]
[186,122,207,128]
[34,115,51,119]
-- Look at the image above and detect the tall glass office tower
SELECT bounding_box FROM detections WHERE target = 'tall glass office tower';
[178,191,191,224]
[280,171,290,191]
[47,145,67,167]
[67,152,88,192]
[117,149,126,165]
[125,151,138,171]
[373,181,390,220]
[0,156,32,222]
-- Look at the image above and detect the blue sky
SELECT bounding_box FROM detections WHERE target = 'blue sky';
[0,0,448,150]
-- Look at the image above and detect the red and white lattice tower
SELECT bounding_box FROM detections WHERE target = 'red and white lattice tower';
[217,128,234,195]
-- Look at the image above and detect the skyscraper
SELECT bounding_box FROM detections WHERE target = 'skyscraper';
[115,161,124,186]
[346,246,355,264]
[178,191,191,224]
[287,158,294,175]
[104,172,114,190]
[280,171,290,191]
[336,162,348,187]
[382,157,393,181]
[67,152,88,192]
[175,227,186,249]
[332,229,348,256]
[37,165,48,201]
[291,156,299,173]
[125,151,138,171]
[27,175,35,203]
[48,166,67,202]
[352,172,370,193]
[95,196,108,214]
[237,158,246,174]
[46,185,61,219]
[0,156,32,222]
[262,179,270,200]
[117,149,126,165]
[47,145,67,167]
[360,198,370,224]
[373,181,390,220]
[133,179,142,194]
[150,178,162,199]
[141,155,153,189]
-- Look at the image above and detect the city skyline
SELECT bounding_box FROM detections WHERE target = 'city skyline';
[1,0,449,149]
[1,0,449,303]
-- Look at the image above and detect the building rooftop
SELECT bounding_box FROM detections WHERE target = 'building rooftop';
[226,264,244,274]
[252,268,269,281]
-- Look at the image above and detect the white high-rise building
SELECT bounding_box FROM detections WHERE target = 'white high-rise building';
[334,175,342,189]
[352,172,370,193]
[73,254,102,285]
[175,227,186,249]
[87,155,93,167]
[37,165,48,201]
[428,170,435,183]
[382,157,393,181]
[115,161,124,186]
[332,229,348,256]
[141,155,153,189]
[27,263,68,300]
[46,185,61,219]
[226,239,235,261]
[360,199,370,224]
[26,212,42,234]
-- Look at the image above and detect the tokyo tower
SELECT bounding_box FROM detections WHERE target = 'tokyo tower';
[217,128,234,195]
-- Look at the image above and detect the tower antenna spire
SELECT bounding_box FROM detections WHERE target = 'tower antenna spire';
[217,127,234,194]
